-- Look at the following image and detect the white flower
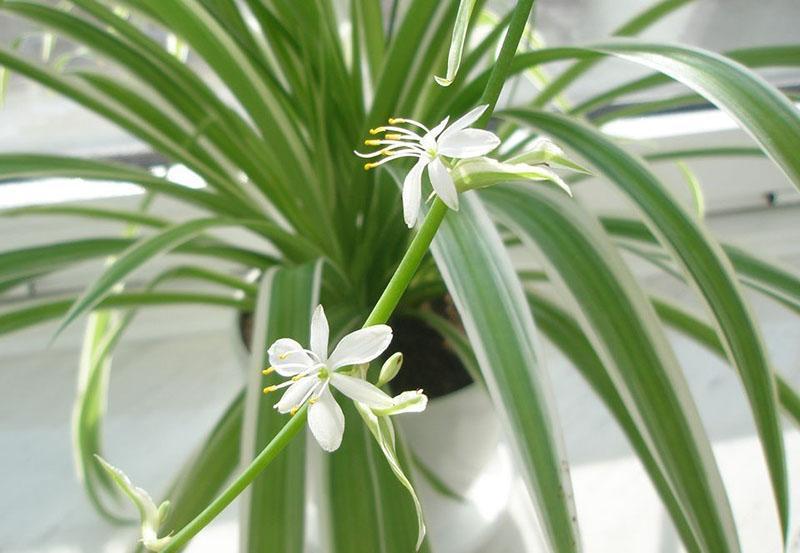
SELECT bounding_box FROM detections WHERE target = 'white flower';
[356,105,501,227]
[95,456,171,552]
[264,305,426,452]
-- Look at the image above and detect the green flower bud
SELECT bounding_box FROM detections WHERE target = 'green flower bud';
[377,352,403,387]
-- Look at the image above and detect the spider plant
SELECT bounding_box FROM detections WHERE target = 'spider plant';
[1,0,799,551]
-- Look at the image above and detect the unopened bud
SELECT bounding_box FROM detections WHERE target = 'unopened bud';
[377,352,403,387]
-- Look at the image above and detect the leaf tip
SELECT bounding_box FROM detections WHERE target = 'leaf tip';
[434,75,453,87]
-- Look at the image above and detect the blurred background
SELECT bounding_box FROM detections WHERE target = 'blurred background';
[1,0,799,551]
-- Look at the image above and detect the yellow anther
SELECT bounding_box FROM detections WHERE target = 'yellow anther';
[291,374,305,382]
[388,117,401,124]
[364,162,378,171]
[262,366,275,375]
[278,352,290,360]
[290,406,299,416]
[369,127,383,135]
[381,149,393,156]
[308,397,318,405]
[263,385,278,394]
[385,133,403,140]
[364,139,381,146]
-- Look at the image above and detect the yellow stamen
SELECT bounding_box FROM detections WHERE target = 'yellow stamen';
[262,366,275,375]
[364,162,378,170]
[388,117,401,124]
[278,352,290,360]
[385,133,403,140]
[369,127,383,135]
[291,374,305,382]
[381,149,393,156]
[263,385,278,394]
[290,406,299,416]
[364,139,381,146]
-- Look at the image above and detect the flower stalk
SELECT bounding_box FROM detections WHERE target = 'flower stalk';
[159,198,448,553]
[157,0,537,546]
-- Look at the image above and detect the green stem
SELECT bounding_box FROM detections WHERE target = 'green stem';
[160,406,308,553]
[157,200,449,552]
[475,0,536,127]
[364,199,449,326]
[157,4,540,547]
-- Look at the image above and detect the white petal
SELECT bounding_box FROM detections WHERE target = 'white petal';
[308,387,345,452]
[267,338,315,376]
[328,325,393,369]
[309,305,329,361]
[438,129,501,158]
[330,373,394,408]
[428,157,459,211]
[403,157,428,227]
[438,104,488,143]
[373,390,428,416]
[275,377,319,413]
[420,116,449,151]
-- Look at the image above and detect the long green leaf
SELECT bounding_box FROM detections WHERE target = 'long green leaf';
[600,216,800,313]
[0,292,250,337]
[434,0,477,86]
[588,41,800,190]
[55,217,315,335]
[571,45,800,117]
[73,309,134,524]
[505,108,789,539]
[129,0,308,180]
[427,193,580,553]
[532,0,695,107]
[650,297,800,428]
[329,399,432,553]
[0,154,236,215]
[0,236,275,290]
[485,183,738,552]
[5,205,171,228]
[239,261,321,552]
[523,289,700,553]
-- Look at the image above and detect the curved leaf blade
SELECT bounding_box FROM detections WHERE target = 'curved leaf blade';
[590,41,800,190]
[239,261,321,552]
[505,108,789,539]
[54,217,313,336]
[428,194,581,553]
[485,183,737,552]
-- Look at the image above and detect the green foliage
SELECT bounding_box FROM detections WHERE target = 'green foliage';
[0,0,798,551]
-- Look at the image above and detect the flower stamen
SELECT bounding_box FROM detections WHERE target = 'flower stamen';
[262,366,275,375]
[388,117,430,133]
[262,380,294,394]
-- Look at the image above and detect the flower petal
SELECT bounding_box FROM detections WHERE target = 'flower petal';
[403,157,428,227]
[420,116,449,151]
[438,129,501,158]
[438,104,488,143]
[309,305,329,361]
[308,387,345,452]
[267,338,315,376]
[328,324,393,368]
[275,376,319,413]
[372,390,428,416]
[428,157,459,211]
[330,373,394,408]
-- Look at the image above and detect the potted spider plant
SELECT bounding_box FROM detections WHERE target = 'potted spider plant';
[1,0,799,552]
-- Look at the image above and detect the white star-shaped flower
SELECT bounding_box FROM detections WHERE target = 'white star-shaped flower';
[356,105,501,227]
[264,306,426,452]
